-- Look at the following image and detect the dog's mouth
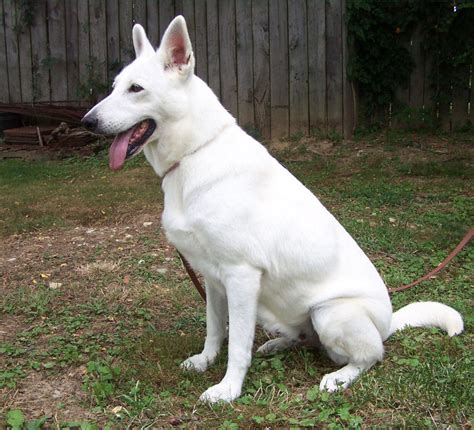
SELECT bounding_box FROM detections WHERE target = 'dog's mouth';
[109,119,156,171]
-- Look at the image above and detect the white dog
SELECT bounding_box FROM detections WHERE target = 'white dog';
[82,16,463,403]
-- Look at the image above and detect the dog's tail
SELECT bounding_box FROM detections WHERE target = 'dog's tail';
[389,301,463,337]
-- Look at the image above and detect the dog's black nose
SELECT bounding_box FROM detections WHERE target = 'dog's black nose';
[81,115,98,131]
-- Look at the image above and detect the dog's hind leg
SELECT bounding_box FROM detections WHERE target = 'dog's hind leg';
[257,323,320,356]
[181,279,227,372]
[257,337,297,355]
[310,301,385,392]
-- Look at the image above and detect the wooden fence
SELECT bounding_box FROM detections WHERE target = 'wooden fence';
[0,1,471,138]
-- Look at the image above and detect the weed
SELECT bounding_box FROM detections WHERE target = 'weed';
[289,131,305,142]
[310,127,343,143]
[84,360,121,405]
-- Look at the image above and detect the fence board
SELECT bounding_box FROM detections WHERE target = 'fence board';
[0,0,9,102]
[252,0,270,139]
[451,65,470,130]
[107,0,120,81]
[30,0,49,101]
[182,0,196,49]
[395,37,410,110]
[47,0,68,101]
[326,0,343,132]
[159,0,174,38]
[342,0,354,138]
[288,0,308,135]
[77,0,90,101]
[146,0,160,47]
[89,0,108,101]
[218,0,237,118]
[16,0,33,103]
[120,0,133,63]
[4,0,21,102]
[438,88,452,131]
[308,0,326,132]
[174,0,183,16]
[409,27,424,110]
[194,0,208,82]
[422,50,434,112]
[469,65,473,125]
[269,0,289,138]
[236,0,254,130]
[410,28,425,114]
[133,0,147,27]
[65,0,79,100]
[206,0,220,97]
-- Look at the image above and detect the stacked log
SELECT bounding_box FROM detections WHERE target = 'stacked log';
[3,123,99,147]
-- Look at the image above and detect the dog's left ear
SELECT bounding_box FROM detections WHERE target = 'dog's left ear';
[133,24,155,58]
[158,15,194,78]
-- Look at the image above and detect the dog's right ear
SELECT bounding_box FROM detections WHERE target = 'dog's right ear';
[157,15,195,78]
[133,24,155,58]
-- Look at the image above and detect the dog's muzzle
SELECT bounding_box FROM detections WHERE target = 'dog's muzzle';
[81,114,98,132]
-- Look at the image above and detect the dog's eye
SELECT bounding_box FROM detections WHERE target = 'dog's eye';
[129,84,144,93]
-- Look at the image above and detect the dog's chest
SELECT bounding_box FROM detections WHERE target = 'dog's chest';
[162,203,197,252]
[161,183,205,260]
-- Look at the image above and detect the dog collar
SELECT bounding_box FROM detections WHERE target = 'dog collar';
[163,161,180,178]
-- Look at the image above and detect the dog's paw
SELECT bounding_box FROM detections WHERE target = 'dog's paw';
[199,382,241,403]
[180,354,213,372]
[319,372,350,392]
[256,337,292,356]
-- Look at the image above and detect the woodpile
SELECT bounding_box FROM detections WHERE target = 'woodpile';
[3,126,55,145]
[1,123,107,160]
[0,104,107,160]
[3,123,99,147]
[0,103,86,125]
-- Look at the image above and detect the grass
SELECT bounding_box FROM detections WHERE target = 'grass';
[0,155,162,236]
[0,131,473,428]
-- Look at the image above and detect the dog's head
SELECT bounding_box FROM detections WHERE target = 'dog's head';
[81,16,195,170]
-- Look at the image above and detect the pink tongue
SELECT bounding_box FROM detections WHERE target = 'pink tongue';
[109,128,135,171]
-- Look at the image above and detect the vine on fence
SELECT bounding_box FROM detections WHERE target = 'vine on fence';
[347,0,474,127]
[16,0,35,29]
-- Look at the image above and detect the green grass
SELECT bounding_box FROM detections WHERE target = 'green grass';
[0,132,473,428]
[0,154,162,236]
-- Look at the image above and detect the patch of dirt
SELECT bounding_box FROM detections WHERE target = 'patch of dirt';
[0,214,182,423]
[0,314,29,344]
[3,369,105,425]
[266,136,336,161]
[265,133,474,171]
[0,212,166,288]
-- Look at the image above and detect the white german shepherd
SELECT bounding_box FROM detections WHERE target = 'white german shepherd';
[82,16,463,403]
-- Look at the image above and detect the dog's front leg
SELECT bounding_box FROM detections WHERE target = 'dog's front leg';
[200,266,261,403]
[181,279,227,372]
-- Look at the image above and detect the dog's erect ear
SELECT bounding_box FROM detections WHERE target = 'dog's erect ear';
[158,15,194,77]
[133,24,154,58]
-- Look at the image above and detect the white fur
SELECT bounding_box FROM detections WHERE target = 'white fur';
[84,16,464,403]
[390,301,463,337]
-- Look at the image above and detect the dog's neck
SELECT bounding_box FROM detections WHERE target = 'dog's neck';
[143,76,235,178]
[161,121,234,180]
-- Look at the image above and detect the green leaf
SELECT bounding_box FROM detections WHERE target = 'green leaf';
[306,385,319,401]
[299,418,317,427]
[43,361,55,369]
[265,413,277,422]
[252,415,265,424]
[26,416,48,430]
[80,422,99,430]
[6,409,25,430]
[337,405,352,420]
